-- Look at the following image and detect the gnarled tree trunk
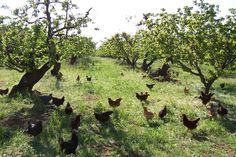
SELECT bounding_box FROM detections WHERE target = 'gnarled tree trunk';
[9,62,51,96]
[141,58,155,72]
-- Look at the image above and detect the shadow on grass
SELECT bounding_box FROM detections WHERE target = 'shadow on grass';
[217,102,236,133]
[215,84,236,96]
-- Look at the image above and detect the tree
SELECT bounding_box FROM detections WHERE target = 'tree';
[98,32,139,68]
[140,0,236,94]
[0,0,92,95]
[59,35,96,65]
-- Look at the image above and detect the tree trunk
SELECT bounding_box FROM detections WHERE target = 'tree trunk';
[51,62,61,76]
[141,58,155,72]
[9,62,51,96]
[203,79,216,94]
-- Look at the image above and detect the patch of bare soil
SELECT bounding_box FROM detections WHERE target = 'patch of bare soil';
[0,112,51,128]
[81,94,99,101]
[0,80,6,86]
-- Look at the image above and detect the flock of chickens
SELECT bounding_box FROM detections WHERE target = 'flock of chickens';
[0,73,229,155]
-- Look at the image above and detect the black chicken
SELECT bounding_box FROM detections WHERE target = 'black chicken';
[108,97,122,107]
[0,88,9,95]
[182,114,200,130]
[94,111,113,123]
[146,83,155,90]
[76,75,80,81]
[52,96,65,107]
[217,103,228,116]
[199,91,214,105]
[136,92,149,102]
[24,121,43,136]
[56,72,63,81]
[65,102,73,115]
[158,106,167,119]
[39,93,52,104]
[220,83,225,89]
[86,76,92,81]
[71,115,81,130]
[58,131,78,155]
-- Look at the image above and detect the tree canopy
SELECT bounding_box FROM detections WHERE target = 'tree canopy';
[0,0,92,72]
[139,0,236,93]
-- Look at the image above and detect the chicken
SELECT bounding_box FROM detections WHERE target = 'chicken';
[184,87,190,95]
[199,91,214,105]
[86,75,92,81]
[136,92,149,102]
[182,114,200,130]
[56,72,63,81]
[65,102,73,115]
[108,97,122,107]
[76,75,80,81]
[71,115,81,130]
[52,96,65,107]
[146,83,155,90]
[0,88,9,95]
[94,111,113,123]
[24,121,42,136]
[220,83,225,89]
[39,93,52,104]
[58,131,78,155]
[217,103,228,116]
[158,106,167,119]
[143,107,154,120]
[208,104,217,119]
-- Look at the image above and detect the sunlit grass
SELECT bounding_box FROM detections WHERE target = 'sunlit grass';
[0,57,235,156]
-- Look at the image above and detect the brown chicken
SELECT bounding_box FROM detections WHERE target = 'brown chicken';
[158,106,167,119]
[143,107,154,120]
[71,115,81,130]
[108,97,122,107]
[136,92,149,102]
[65,102,73,115]
[58,131,78,155]
[208,104,217,119]
[199,91,214,105]
[217,103,228,116]
[182,114,200,130]
[0,88,9,95]
[184,87,190,95]
[94,111,113,123]
[86,75,92,81]
[52,96,65,107]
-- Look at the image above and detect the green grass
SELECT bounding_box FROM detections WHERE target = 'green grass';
[0,57,236,157]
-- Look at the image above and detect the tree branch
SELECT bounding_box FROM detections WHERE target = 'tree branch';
[178,61,200,76]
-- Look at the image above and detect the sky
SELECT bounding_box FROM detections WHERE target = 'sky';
[0,0,235,45]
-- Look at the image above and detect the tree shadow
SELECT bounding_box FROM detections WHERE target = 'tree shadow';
[217,102,236,133]
[192,132,209,142]
[215,84,236,96]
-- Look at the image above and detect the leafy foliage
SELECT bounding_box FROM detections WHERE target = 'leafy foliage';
[98,32,140,68]
[59,36,96,61]
[0,0,92,72]
[139,0,236,92]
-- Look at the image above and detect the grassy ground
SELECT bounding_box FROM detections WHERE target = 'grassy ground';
[0,57,236,157]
